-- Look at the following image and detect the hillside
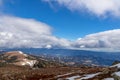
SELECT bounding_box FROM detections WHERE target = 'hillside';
[0,51,120,80]
[0,59,120,80]
[4,48,120,66]
[0,51,64,68]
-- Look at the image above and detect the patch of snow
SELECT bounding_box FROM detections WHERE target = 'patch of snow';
[103,78,114,80]
[58,72,100,80]
[21,62,26,66]
[80,72,100,80]
[111,63,120,68]
[26,60,37,67]
[18,51,23,54]
[18,51,28,57]
[113,71,120,76]
[66,75,80,80]
[56,72,75,78]
[21,59,37,67]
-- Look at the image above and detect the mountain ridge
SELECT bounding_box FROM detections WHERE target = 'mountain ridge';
[2,48,120,66]
[0,50,64,68]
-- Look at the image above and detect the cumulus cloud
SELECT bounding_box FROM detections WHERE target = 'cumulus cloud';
[44,0,120,17]
[0,15,71,48]
[1,15,120,50]
[74,29,120,49]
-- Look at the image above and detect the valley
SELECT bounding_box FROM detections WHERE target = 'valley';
[0,49,120,80]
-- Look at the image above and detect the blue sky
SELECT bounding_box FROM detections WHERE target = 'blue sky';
[2,0,120,40]
[1,0,120,49]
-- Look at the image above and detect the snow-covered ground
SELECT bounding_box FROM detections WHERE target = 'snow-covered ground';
[61,72,100,80]
[111,63,120,68]
[113,71,120,76]
[21,59,37,67]
[103,78,114,80]
[66,75,80,80]
[56,72,75,78]
[79,73,100,80]
[18,51,28,57]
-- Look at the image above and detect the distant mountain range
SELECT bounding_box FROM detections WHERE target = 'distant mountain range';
[1,48,120,66]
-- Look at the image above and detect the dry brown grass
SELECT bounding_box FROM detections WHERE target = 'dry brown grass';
[0,64,104,80]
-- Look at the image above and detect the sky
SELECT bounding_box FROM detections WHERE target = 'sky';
[0,0,120,50]
[2,0,120,39]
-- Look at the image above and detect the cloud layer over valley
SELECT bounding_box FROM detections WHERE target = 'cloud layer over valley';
[74,29,120,49]
[0,16,71,48]
[0,15,120,51]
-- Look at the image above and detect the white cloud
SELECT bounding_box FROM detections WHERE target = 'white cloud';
[44,0,120,17]
[1,15,120,50]
[74,29,120,49]
[0,15,71,48]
